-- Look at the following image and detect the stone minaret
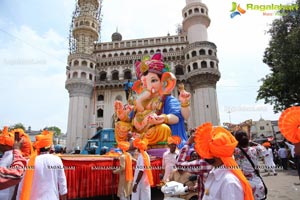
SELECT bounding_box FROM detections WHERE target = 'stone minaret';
[183,0,221,127]
[65,0,100,151]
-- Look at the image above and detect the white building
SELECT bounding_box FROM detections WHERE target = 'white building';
[251,118,284,142]
[65,0,221,150]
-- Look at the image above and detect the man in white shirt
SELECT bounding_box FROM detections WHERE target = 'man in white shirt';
[194,122,254,200]
[161,136,181,182]
[278,144,288,170]
[132,138,153,200]
[18,130,67,200]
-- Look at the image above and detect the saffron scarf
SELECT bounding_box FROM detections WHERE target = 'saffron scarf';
[118,141,133,182]
[133,138,153,186]
[20,130,53,200]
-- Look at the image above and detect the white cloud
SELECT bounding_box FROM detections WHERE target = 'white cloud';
[0,24,68,132]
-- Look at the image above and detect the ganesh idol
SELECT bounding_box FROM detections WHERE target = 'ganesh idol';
[114,53,191,148]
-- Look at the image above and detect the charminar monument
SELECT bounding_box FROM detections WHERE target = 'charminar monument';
[65,0,221,151]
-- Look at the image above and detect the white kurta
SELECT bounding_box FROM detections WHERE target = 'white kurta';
[264,148,276,168]
[17,153,67,200]
[202,167,244,200]
[132,153,151,200]
[0,150,15,200]
[162,149,178,182]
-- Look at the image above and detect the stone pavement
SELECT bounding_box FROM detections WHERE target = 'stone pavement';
[260,168,300,200]
[151,167,300,200]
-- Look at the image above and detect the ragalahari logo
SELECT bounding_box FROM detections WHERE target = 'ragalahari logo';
[230,2,246,18]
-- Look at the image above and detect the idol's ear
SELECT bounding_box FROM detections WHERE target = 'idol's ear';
[132,80,143,95]
[159,72,176,95]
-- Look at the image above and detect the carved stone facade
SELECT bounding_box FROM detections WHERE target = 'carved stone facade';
[65,0,221,151]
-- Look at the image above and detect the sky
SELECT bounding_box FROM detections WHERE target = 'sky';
[0,0,295,133]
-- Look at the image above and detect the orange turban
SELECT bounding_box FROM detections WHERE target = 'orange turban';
[118,141,130,152]
[33,130,53,150]
[262,142,271,148]
[194,122,254,200]
[278,106,300,144]
[167,136,181,145]
[117,141,133,182]
[11,128,33,158]
[0,126,14,147]
[133,138,153,186]
[133,138,148,150]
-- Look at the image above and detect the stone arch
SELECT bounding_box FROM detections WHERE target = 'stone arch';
[187,65,191,72]
[201,61,207,68]
[99,71,107,81]
[73,71,78,78]
[97,108,103,118]
[74,60,79,66]
[175,65,184,75]
[124,70,132,80]
[81,72,87,79]
[210,61,215,68]
[191,51,197,57]
[193,62,198,70]
[199,49,205,55]
[82,60,87,66]
[112,70,119,80]
[90,63,94,69]
[194,8,199,13]
[97,94,104,101]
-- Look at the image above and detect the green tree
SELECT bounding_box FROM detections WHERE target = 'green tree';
[257,0,300,112]
[10,123,26,131]
[45,126,62,137]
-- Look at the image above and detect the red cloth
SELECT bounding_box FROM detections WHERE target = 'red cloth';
[0,150,27,190]
[62,157,162,199]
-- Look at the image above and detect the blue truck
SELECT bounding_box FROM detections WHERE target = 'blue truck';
[81,128,117,154]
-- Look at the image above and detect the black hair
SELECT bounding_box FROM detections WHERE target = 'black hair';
[40,147,50,153]
[234,131,249,147]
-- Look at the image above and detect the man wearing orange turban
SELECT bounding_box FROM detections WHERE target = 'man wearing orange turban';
[132,138,153,200]
[0,127,27,192]
[0,127,29,199]
[262,142,277,176]
[19,130,67,200]
[194,122,254,200]
[161,136,181,182]
[113,141,133,200]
